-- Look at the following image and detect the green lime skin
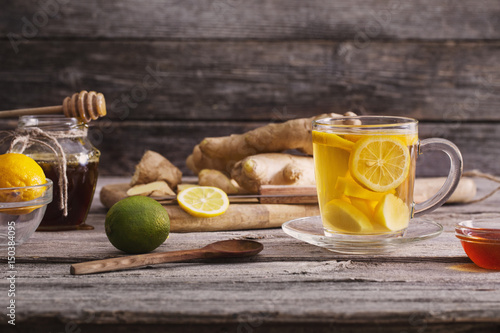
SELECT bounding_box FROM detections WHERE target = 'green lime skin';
[105,196,170,254]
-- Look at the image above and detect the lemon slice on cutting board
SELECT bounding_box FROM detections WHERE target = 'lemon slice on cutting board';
[349,136,410,193]
[177,186,230,218]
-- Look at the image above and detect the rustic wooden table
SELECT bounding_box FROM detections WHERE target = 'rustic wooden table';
[2,176,500,332]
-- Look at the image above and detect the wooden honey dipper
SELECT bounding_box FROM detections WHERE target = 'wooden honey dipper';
[0,91,107,123]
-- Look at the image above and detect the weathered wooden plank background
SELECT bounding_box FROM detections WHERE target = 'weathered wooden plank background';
[0,0,499,176]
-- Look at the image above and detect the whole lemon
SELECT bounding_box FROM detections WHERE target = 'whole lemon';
[105,196,170,254]
[0,153,46,191]
[0,153,47,214]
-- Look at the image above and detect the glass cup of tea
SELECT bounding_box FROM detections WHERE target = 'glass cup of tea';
[312,116,462,239]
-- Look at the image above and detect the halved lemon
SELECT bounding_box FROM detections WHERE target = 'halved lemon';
[349,136,410,192]
[177,186,229,218]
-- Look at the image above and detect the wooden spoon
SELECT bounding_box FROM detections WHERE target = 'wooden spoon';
[70,240,264,275]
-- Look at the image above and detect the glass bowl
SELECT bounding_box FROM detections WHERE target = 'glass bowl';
[0,179,53,246]
[455,220,500,270]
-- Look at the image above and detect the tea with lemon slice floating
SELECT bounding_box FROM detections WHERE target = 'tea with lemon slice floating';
[313,117,419,236]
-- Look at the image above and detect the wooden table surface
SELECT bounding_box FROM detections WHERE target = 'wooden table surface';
[2,176,500,333]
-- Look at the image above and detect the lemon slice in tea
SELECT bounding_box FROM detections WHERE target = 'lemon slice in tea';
[177,186,230,218]
[312,131,355,150]
[349,136,410,193]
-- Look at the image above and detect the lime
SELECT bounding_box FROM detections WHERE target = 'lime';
[105,196,170,254]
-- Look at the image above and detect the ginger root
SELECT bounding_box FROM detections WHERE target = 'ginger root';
[231,153,316,193]
[127,181,175,197]
[131,150,182,189]
[186,145,227,173]
[198,169,244,194]
[186,112,356,174]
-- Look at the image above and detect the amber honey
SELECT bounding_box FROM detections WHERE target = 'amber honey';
[460,240,500,270]
[455,220,500,270]
[36,159,99,231]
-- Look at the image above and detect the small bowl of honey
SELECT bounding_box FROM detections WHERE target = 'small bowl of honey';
[455,220,500,270]
[0,179,53,246]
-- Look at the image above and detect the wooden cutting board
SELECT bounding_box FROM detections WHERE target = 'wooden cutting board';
[100,183,320,232]
[100,177,476,232]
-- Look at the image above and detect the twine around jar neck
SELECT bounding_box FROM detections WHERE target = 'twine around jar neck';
[0,127,84,216]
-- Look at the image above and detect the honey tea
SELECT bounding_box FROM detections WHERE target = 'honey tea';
[313,122,418,236]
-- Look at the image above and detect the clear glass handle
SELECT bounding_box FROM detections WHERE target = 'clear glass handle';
[414,138,463,217]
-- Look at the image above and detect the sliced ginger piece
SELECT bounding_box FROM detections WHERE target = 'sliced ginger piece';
[373,193,410,231]
[349,196,376,219]
[127,181,175,197]
[323,199,373,233]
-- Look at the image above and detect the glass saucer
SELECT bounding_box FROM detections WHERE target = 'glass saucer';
[282,216,443,254]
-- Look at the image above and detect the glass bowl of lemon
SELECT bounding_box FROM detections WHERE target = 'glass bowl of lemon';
[0,153,53,246]
[0,179,53,246]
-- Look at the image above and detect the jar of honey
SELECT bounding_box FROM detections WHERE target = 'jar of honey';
[12,115,100,231]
